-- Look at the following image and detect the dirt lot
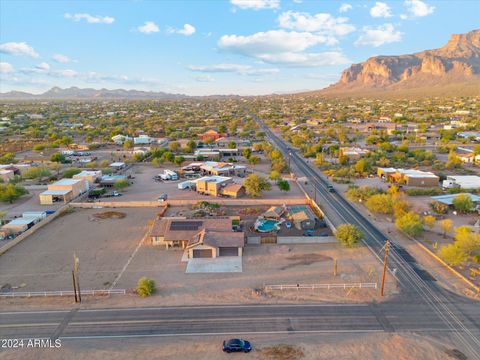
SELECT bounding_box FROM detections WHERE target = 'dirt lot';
[0,207,157,292]
[112,164,305,202]
[110,239,396,305]
[0,332,461,360]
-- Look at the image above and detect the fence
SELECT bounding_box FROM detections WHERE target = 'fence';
[0,289,127,298]
[264,283,378,291]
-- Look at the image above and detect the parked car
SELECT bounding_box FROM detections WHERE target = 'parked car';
[327,184,335,193]
[222,339,252,353]
[157,193,168,202]
[284,221,292,229]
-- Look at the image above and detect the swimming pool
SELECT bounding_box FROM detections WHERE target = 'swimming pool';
[255,219,280,232]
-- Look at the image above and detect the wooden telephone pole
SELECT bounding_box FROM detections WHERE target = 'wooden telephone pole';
[72,253,81,303]
[381,240,390,297]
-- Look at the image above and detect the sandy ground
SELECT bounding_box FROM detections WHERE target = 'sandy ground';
[0,332,462,360]
[0,207,157,292]
[0,241,397,311]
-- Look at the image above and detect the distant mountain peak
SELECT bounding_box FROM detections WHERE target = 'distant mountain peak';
[322,29,480,96]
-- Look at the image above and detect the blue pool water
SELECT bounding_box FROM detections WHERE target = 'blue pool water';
[256,219,279,232]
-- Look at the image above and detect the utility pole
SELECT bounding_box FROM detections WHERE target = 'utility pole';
[288,152,291,169]
[381,240,390,297]
[72,270,78,303]
[333,258,337,277]
[73,253,81,303]
[313,183,317,203]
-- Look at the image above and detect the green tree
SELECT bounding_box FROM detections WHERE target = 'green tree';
[248,155,261,166]
[22,166,52,180]
[440,218,453,238]
[354,158,370,174]
[0,184,28,203]
[114,179,130,189]
[123,139,134,149]
[365,194,393,214]
[169,141,181,153]
[438,244,469,266]
[173,155,185,165]
[227,141,237,149]
[335,224,363,247]
[63,167,81,178]
[395,211,423,237]
[277,179,290,192]
[50,153,66,163]
[452,194,474,213]
[137,277,156,297]
[0,153,16,165]
[244,173,271,197]
[269,170,281,181]
[423,215,436,231]
[243,148,252,159]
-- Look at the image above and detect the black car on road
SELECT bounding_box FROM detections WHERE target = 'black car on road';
[222,338,252,353]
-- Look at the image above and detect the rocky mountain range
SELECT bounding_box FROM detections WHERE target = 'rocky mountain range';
[322,29,480,96]
[0,87,186,100]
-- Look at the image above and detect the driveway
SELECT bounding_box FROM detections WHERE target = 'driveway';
[186,256,243,273]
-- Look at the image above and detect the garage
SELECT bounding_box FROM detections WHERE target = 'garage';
[192,249,213,258]
[219,247,238,256]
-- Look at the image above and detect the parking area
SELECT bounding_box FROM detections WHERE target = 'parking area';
[0,207,156,292]
[0,187,63,217]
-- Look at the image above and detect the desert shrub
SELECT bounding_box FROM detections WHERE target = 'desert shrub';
[137,277,156,297]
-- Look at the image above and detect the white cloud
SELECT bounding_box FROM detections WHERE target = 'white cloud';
[137,21,160,34]
[50,69,78,78]
[64,13,114,24]
[277,11,355,37]
[52,54,73,63]
[194,75,215,82]
[168,24,196,36]
[35,62,50,71]
[0,42,39,58]
[230,0,280,10]
[370,2,392,18]
[355,23,402,47]
[189,63,279,76]
[218,30,350,67]
[339,3,353,13]
[403,0,434,17]
[0,62,14,73]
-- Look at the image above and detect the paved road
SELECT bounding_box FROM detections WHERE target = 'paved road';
[254,114,480,358]
[1,302,479,341]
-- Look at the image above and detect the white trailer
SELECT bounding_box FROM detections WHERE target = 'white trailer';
[177,180,193,190]
[160,169,178,181]
[442,175,480,190]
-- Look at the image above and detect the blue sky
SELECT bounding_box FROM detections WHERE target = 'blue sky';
[0,0,478,95]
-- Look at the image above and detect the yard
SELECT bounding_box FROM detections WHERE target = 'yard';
[0,207,156,292]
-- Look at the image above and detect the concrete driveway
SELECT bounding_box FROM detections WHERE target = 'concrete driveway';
[186,256,242,273]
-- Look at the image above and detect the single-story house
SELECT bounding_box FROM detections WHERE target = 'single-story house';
[220,184,245,198]
[339,147,370,161]
[195,175,233,197]
[134,135,153,145]
[458,153,480,164]
[200,161,246,176]
[150,217,245,258]
[73,170,102,185]
[197,129,226,142]
[39,178,88,205]
[378,167,439,187]
[0,216,39,236]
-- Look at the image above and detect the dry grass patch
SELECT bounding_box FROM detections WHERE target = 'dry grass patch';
[281,253,332,270]
[258,344,305,360]
[93,211,126,220]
